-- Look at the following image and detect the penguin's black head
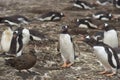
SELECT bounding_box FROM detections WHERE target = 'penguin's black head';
[14,27,24,37]
[61,25,68,33]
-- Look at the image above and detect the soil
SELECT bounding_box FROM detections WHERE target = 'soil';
[0,0,120,80]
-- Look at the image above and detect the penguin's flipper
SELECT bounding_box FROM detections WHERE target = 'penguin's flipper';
[30,35,42,41]
[57,39,60,52]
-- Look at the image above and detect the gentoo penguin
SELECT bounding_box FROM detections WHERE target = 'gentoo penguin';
[36,11,64,21]
[58,25,75,68]
[76,18,98,29]
[114,0,120,8]
[73,0,95,9]
[9,27,43,57]
[8,27,30,56]
[0,25,13,54]
[5,49,37,72]
[84,35,120,76]
[92,11,113,21]
[0,15,29,27]
[95,0,113,5]
[93,23,118,48]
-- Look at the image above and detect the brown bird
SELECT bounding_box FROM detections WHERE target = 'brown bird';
[5,49,37,72]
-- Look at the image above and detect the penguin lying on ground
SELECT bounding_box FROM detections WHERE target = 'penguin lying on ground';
[95,0,113,5]
[114,0,120,8]
[76,18,98,29]
[36,11,64,21]
[84,35,120,77]
[92,11,113,21]
[73,0,95,9]
[0,15,29,27]
[5,49,37,72]
[93,23,118,48]
[58,25,75,68]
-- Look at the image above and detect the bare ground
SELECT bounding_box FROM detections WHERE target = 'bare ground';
[0,0,120,80]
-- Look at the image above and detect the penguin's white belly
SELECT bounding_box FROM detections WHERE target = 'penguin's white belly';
[104,30,118,48]
[93,46,111,68]
[79,24,88,28]
[60,34,74,60]
[1,30,13,52]
[39,16,52,21]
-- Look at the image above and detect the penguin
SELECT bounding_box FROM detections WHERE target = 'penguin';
[5,49,37,72]
[9,27,43,57]
[73,0,95,9]
[58,25,75,68]
[0,25,13,54]
[76,18,98,29]
[0,15,29,27]
[114,0,120,8]
[36,11,64,21]
[84,35,120,77]
[95,0,113,5]
[93,23,118,48]
[92,11,113,21]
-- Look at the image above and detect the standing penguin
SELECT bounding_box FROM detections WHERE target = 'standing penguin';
[93,23,118,48]
[0,25,13,54]
[58,25,75,68]
[9,27,43,57]
[84,35,120,77]
[10,27,31,57]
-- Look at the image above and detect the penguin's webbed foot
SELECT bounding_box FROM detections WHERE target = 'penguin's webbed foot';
[61,62,67,68]
[99,70,107,74]
[66,63,73,67]
[106,72,116,77]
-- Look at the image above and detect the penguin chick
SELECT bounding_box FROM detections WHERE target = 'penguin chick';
[36,11,64,21]
[1,25,13,54]
[58,25,75,68]
[0,15,29,27]
[92,11,113,21]
[84,35,120,77]
[73,0,95,9]
[93,23,118,48]
[5,50,37,72]
[76,18,98,29]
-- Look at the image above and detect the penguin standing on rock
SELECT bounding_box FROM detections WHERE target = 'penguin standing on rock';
[36,11,64,21]
[84,35,120,77]
[73,0,95,9]
[93,23,118,48]
[58,25,75,68]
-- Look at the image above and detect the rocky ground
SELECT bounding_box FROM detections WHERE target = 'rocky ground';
[0,0,120,80]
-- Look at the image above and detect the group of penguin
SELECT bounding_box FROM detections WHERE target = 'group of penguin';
[0,0,119,77]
